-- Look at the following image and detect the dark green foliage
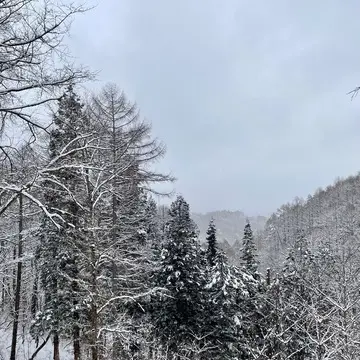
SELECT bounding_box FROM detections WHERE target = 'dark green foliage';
[204,250,240,359]
[150,195,205,352]
[241,221,258,276]
[32,85,87,340]
[206,219,217,267]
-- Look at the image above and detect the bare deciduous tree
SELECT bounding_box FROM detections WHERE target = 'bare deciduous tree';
[0,0,92,140]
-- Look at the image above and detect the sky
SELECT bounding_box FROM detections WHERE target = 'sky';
[67,0,360,216]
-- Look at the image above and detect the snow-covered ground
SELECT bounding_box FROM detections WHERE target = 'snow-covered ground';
[0,326,72,360]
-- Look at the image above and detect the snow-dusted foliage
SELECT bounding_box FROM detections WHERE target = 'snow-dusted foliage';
[206,218,217,267]
[150,196,205,351]
[0,82,172,360]
[205,246,256,359]
[241,221,259,278]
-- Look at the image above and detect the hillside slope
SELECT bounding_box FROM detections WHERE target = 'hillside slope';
[258,172,360,271]
[192,173,360,272]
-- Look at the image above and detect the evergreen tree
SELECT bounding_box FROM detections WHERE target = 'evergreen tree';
[204,250,242,359]
[241,221,258,276]
[146,197,163,260]
[33,85,88,360]
[206,219,217,267]
[150,195,205,354]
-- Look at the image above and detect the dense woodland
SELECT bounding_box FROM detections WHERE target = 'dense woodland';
[1,1,360,360]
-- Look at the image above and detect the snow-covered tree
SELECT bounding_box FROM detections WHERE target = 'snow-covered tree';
[241,221,259,277]
[204,249,244,359]
[0,0,90,131]
[260,230,316,359]
[33,85,89,360]
[84,84,173,359]
[206,219,218,267]
[150,195,205,354]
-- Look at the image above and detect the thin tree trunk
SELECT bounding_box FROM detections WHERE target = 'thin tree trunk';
[53,332,60,360]
[9,192,23,360]
[73,323,81,360]
[73,273,81,360]
[53,251,60,360]
[53,263,60,360]
[90,245,98,360]
[12,245,16,303]
[0,236,4,310]
[72,211,81,360]
[266,268,271,286]
[31,267,39,319]
[111,95,117,243]
[29,333,51,360]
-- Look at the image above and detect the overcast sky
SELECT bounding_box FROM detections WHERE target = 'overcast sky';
[68,0,360,216]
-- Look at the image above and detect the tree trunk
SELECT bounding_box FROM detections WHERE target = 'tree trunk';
[9,192,23,360]
[72,252,81,360]
[53,332,60,360]
[73,323,81,360]
[1,237,4,310]
[31,268,39,319]
[73,278,81,360]
[266,268,271,286]
[90,245,98,360]
[29,333,51,360]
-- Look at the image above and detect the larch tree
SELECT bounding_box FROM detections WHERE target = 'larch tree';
[84,83,173,359]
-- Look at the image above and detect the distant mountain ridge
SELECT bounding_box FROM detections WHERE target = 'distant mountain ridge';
[192,210,267,244]
[192,210,267,265]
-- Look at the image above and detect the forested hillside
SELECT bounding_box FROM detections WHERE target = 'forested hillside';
[258,173,360,270]
[197,174,360,274]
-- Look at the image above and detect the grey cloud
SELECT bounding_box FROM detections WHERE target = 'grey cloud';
[68,0,360,215]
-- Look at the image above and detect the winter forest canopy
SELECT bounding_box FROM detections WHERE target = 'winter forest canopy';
[2,1,360,360]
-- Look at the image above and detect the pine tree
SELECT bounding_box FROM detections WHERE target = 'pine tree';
[33,85,88,360]
[241,221,258,277]
[150,195,205,354]
[206,219,217,267]
[145,197,163,259]
[204,249,240,359]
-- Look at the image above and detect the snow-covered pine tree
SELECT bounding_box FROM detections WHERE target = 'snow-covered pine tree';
[150,195,205,355]
[204,248,242,359]
[241,221,259,277]
[206,219,217,267]
[33,85,89,360]
[146,197,163,254]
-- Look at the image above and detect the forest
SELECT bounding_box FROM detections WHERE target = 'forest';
[1,1,360,360]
